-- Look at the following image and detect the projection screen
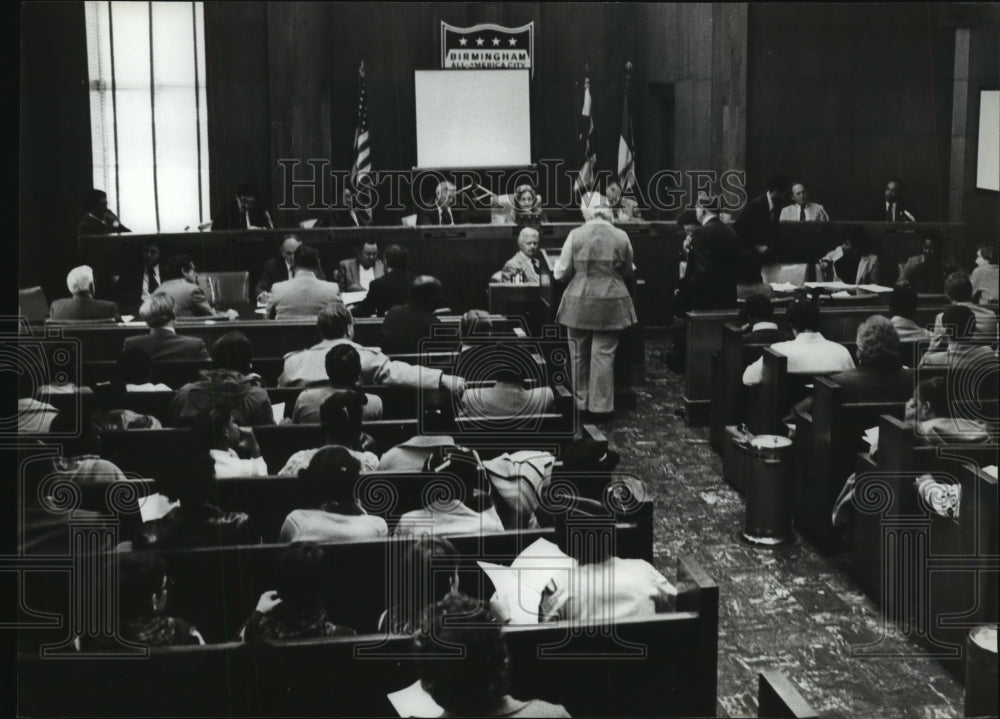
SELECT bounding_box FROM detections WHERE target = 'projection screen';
[414,70,531,168]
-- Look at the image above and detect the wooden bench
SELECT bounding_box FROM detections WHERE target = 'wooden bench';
[683,298,962,425]
[849,415,997,678]
[709,324,772,452]
[757,669,818,718]
[791,377,906,550]
[98,415,598,480]
[19,554,717,718]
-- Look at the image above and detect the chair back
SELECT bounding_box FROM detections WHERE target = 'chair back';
[19,286,49,322]
[197,271,250,307]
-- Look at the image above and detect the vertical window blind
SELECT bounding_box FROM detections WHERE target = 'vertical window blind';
[85,1,209,233]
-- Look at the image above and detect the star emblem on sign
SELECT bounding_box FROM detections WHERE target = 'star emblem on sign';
[508,37,517,46]
[459,37,467,46]
[492,37,500,46]
[475,36,484,46]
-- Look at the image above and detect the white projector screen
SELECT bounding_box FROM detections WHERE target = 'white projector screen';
[977,90,999,191]
[415,70,531,168]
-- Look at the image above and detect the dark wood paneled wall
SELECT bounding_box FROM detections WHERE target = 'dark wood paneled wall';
[19,2,92,293]
[746,3,957,223]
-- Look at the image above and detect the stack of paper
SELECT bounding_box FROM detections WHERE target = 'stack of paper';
[139,492,179,522]
[856,284,894,294]
[342,290,368,306]
[769,282,800,293]
[477,537,576,625]
[804,281,853,291]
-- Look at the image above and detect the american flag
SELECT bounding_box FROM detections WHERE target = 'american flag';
[350,60,371,192]
[618,64,637,193]
[575,68,596,195]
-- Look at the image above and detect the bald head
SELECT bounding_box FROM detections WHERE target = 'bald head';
[280,235,302,264]
[410,275,443,311]
[517,227,540,258]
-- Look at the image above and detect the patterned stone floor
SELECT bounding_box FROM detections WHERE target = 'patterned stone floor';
[599,332,964,719]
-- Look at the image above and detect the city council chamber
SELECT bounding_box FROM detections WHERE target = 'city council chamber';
[13,2,1000,718]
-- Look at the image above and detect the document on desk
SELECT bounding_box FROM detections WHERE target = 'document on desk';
[387,680,444,718]
[856,284,894,294]
[769,282,799,293]
[804,281,853,291]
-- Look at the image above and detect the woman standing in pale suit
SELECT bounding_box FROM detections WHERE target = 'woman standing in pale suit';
[553,193,637,419]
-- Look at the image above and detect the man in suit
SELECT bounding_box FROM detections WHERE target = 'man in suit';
[266,244,341,319]
[213,182,274,231]
[155,254,239,320]
[351,244,410,317]
[50,265,121,321]
[732,175,792,283]
[335,241,385,292]
[605,180,644,223]
[738,294,793,343]
[867,178,915,222]
[779,182,829,222]
[278,300,465,394]
[254,235,327,300]
[500,228,543,283]
[664,208,741,371]
[380,276,444,354]
[417,181,466,225]
[115,238,162,315]
[121,294,211,362]
[321,187,374,228]
[674,207,741,315]
[77,189,130,235]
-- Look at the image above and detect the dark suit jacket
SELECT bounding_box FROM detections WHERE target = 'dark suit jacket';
[321,208,373,228]
[380,304,440,354]
[49,296,121,322]
[336,258,386,292]
[77,211,130,235]
[122,329,211,362]
[417,206,467,226]
[154,279,217,317]
[732,194,780,284]
[114,262,162,314]
[352,271,411,318]
[866,200,915,223]
[255,257,326,296]
[213,199,273,231]
[674,219,741,315]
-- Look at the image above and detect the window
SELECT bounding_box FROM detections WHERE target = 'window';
[85,1,209,233]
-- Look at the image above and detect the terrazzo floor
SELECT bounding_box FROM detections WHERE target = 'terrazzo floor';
[599,331,965,719]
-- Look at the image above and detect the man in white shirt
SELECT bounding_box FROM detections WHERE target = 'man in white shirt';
[743,299,855,385]
[779,182,829,222]
[278,300,466,393]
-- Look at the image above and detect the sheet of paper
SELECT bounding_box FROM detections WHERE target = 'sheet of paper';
[387,680,444,718]
[856,284,894,294]
[271,403,285,424]
[863,426,879,455]
[342,290,368,305]
[120,315,134,323]
[804,281,853,291]
[478,538,577,625]
[139,492,179,523]
[983,465,998,479]
[478,561,541,625]
[769,282,799,292]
